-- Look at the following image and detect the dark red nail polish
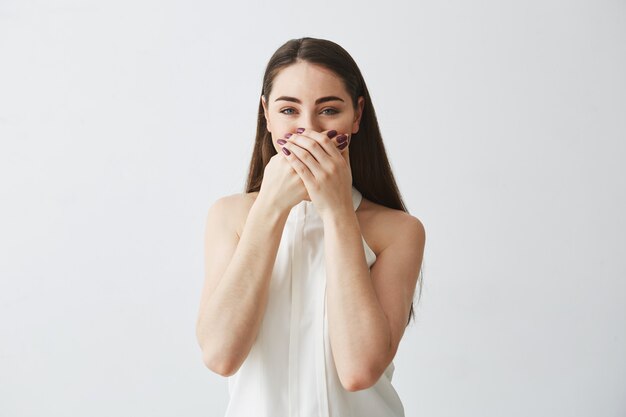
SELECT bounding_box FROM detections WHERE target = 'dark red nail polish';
[336,134,348,143]
[282,147,291,155]
[285,133,293,138]
[296,127,305,133]
[277,139,287,145]
[338,142,348,150]
[327,130,337,138]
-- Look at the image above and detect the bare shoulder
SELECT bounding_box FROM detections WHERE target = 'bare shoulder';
[358,197,426,255]
[209,191,260,238]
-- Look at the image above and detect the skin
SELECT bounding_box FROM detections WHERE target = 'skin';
[261,61,363,160]
[196,60,426,392]
[261,60,364,204]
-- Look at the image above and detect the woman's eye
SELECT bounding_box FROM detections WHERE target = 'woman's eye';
[279,108,339,116]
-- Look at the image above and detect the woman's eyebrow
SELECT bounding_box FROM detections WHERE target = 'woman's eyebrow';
[274,96,344,105]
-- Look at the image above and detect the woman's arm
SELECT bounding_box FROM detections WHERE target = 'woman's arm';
[196,194,289,376]
[323,209,425,392]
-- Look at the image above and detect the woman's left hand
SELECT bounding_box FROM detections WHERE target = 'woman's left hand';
[278,127,353,220]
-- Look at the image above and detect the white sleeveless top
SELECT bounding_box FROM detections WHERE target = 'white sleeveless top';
[225,185,405,417]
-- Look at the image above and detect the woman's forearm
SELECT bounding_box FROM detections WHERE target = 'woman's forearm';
[197,197,289,376]
[323,209,392,390]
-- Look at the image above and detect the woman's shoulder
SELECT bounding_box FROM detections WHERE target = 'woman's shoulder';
[359,196,423,229]
[358,197,425,254]
[211,191,259,237]
[215,190,259,207]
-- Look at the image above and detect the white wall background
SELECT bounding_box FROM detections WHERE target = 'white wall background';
[1,0,624,416]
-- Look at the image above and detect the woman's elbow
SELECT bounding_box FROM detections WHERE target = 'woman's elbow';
[201,350,239,377]
[340,371,377,392]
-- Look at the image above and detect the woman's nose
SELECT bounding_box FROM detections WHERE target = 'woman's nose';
[294,125,324,134]
[297,115,323,133]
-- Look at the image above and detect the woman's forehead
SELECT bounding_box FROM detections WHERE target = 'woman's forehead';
[271,62,347,100]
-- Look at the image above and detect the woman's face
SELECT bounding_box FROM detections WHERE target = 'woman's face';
[261,61,364,159]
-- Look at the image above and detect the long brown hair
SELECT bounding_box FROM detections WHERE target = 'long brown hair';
[244,37,423,326]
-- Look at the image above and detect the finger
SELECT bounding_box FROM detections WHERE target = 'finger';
[285,128,347,170]
[282,132,327,163]
[296,128,346,159]
[335,133,350,153]
[280,137,326,180]
[281,129,348,151]
[339,134,350,169]
[279,144,316,187]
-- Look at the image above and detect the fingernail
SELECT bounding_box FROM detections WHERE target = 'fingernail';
[284,133,293,138]
[296,127,305,133]
[336,134,348,143]
[277,139,287,145]
[327,130,337,138]
[282,147,291,155]
[338,142,348,150]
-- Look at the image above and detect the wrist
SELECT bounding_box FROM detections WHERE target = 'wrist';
[253,194,291,219]
[321,206,358,229]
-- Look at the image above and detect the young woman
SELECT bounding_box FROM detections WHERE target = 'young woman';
[196,37,426,417]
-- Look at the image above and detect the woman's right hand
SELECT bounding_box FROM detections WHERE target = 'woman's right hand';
[257,153,308,213]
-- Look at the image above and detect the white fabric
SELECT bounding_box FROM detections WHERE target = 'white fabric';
[225,185,405,417]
